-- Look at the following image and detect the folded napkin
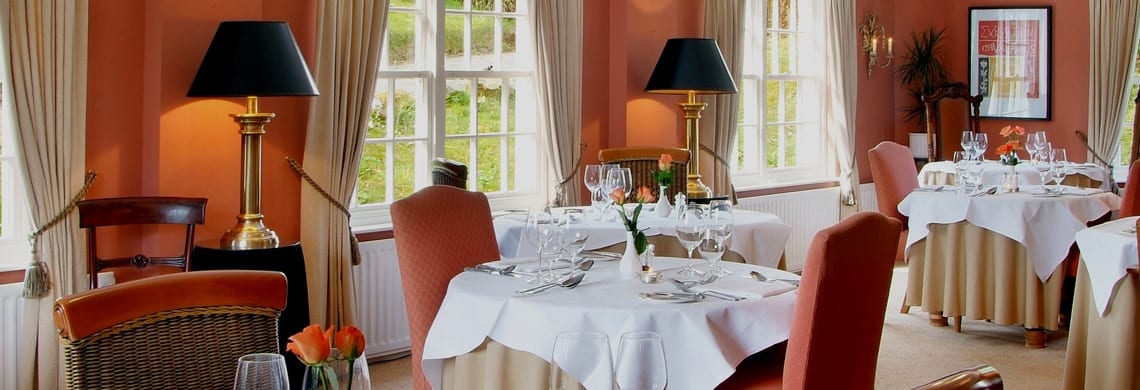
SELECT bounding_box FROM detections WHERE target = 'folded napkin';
[1059,186,1104,196]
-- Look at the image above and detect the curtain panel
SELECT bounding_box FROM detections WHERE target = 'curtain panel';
[1087,0,1140,168]
[816,0,859,213]
[533,0,584,207]
[703,0,743,201]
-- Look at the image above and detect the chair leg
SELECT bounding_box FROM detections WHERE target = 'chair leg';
[929,312,949,327]
[953,316,962,332]
[900,291,910,314]
[1024,328,1047,348]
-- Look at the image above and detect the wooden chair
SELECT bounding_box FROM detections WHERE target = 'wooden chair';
[921,82,983,161]
[77,196,207,289]
[53,270,286,389]
[431,158,469,189]
[598,147,690,202]
[716,212,901,390]
[391,185,501,390]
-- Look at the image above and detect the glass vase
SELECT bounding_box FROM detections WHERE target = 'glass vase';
[301,349,371,390]
[1001,165,1020,193]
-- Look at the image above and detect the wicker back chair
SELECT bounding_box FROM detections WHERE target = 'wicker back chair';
[54,270,287,390]
[431,158,469,189]
[598,147,690,202]
[77,196,208,289]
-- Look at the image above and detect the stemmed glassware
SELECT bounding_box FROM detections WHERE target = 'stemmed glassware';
[524,210,556,283]
[557,214,589,264]
[674,205,705,276]
[952,151,967,193]
[233,353,289,390]
[550,331,613,390]
[1033,142,1054,192]
[961,131,976,160]
[614,331,668,390]
[697,231,728,277]
[584,165,603,219]
[972,133,988,161]
[1024,131,1042,159]
[603,167,632,219]
[1051,148,1068,193]
[704,200,734,276]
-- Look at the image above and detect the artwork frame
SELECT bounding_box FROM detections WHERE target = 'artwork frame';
[968,6,1052,120]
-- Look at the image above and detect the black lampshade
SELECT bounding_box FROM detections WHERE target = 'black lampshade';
[187,21,319,97]
[645,38,738,95]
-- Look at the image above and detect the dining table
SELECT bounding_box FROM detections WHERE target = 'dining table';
[420,257,801,390]
[898,184,1119,346]
[1063,216,1140,389]
[494,207,791,269]
[918,160,1110,190]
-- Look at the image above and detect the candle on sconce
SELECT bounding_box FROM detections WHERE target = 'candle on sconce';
[887,37,893,57]
[871,37,878,56]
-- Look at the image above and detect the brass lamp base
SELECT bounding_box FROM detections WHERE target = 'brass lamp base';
[686,176,711,199]
[680,92,712,199]
[221,214,280,250]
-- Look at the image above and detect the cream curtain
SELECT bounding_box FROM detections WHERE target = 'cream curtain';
[5,0,89,388]
[815,0,859,213]
[533,0,583,207]
[1087,0,1140,167]
[702,0,743,200]
[299,0,389,326]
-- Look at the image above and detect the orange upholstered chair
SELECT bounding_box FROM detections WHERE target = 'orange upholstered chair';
[1119,163,1140,217]
[868,141,918,265]
[53,270,286,389]
[391,185,502,390]
[717,211,901,390]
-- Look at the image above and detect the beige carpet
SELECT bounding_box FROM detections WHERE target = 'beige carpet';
[369,266,1068,389]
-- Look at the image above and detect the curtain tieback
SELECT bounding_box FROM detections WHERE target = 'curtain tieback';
[23,171,97,298]
[286,157,361,266]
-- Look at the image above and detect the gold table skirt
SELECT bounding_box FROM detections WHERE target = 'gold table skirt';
[441,338,582,390]
[923,171,1102,189]
[905,221,1064,330]
[1062,263,1140,390]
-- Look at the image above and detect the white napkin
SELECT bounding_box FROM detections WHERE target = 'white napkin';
[688,275,800,299]
[485,258,572,273]
[1059,186,1104,196]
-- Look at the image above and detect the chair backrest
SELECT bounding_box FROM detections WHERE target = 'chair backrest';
[598,147,690,202]
[782,211,901,389]
[868,141,919,226]
[77,196,208,289]
[1119,163,1140,217]
[922,81,983,161]
[53,270,286,390]
[390,185,501,390]
[431,158,469,189]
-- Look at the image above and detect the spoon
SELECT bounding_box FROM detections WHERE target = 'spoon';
[469,264,518,276]
[549,259,596,279]
[750,270,800,286]
[516,273,585,295]
[669,278,744,301]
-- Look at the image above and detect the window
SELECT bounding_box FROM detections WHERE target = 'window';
[351,0,542,227]
[733,0,829,188]
[0,71,31,271]
[1118,47,1140,170]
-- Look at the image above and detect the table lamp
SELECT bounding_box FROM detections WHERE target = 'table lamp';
[187,21,319,250]
[645,38,738,198]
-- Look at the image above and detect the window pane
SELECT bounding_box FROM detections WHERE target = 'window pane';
[765,80,779,120]
[393,142,418,199]
[473,0,493,11]
[503,17,517,55]
[477,79,502,134]
[445,0,463,10]
[445,14,466,58]
[369,85,388,138]
[472,15,495,57]
[388,11,416,67]
[446,80,472,135]
[784,124,798,166]
[392,0,415,7]
[393,84,419,137]
[507,137,516,190]
[476,137,502,192]
[504,0,517,12]
[445,138,472,167]
[784,80,798,121]
[357,143,388,205]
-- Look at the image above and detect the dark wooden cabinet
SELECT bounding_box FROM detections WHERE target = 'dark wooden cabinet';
[190,242,310,388]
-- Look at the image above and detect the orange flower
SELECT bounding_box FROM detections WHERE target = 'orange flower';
[287,324,333,366]
[609,188,626,205]
[635,185,655,203]
[658,154,674,171]
[999,125,1026,138]
[334,326,367,360]
[996,143,1013,155]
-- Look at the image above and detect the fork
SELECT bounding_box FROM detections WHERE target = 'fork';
[669,278,745,301]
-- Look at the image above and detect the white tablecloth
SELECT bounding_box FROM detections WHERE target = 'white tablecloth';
[421,258,799,390]
[494,208,791,268]
[899,188,1119,281]
[918,161,1109,190]
[1074,216,1140,316]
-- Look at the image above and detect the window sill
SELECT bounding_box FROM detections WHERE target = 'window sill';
[734,177,839,198]
[0,269,23,285]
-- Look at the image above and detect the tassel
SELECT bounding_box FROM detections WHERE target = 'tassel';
[349,234,361,266]
[22,261,51,298]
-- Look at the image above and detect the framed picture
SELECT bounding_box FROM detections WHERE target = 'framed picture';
[968,6,1052,120]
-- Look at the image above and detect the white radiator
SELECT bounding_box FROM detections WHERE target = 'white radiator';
[736,187,841,271]
[0,283,22,390]
[859,182,880,213]
[353,239,411,359]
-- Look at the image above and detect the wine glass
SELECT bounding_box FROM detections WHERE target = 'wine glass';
[960,131,975,159]
[1051,148,1068,193]
[525,210,556,283]
[697,231,728,276]
[951,151,967,192]
[674,206,704,276]
[1024,131,1041,158]
[558,215,589,264]
[1032,150,1053,193]
[705,200,734,275]
[584,165,603,219]
[233,353,289,390]
[614,331,668,390]
[973,133,988,161]
[550,331,613,390]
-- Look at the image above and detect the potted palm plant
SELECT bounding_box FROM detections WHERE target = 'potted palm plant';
[896,26,951,158]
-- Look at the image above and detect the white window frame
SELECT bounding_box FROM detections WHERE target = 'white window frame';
[0,59,32,271]
[732,0,831,190]
[350,0,545,229]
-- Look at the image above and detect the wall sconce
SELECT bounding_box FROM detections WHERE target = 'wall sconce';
[859,14,892,79]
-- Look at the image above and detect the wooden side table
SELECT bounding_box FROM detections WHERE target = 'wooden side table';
[190,242,310,388]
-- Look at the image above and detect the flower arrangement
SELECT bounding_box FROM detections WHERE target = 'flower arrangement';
[654,154,675,187]
[287,324,367,390]
[996,125,1026,165]
[611,186,655,254]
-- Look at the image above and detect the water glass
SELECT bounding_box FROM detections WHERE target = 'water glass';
[1051,148,1068,192]
[973,133,988,161]
[233,353,289,390]
[584,165,603,218]
[558,215,589,263]
[697,233,728,276]
[951,151,967,192]
[525,210,556,282]
[550,331,613,390]
[960,131,975,158]
[614,331,667,390]
[674,206,704,276]
[1032,150,1053,193]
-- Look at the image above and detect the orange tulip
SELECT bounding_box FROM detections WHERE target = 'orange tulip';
[610,188,626,205]
[658,154,674,171]
[334,326,367,360]
[636,186,655,203]
[287,324,332,365]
